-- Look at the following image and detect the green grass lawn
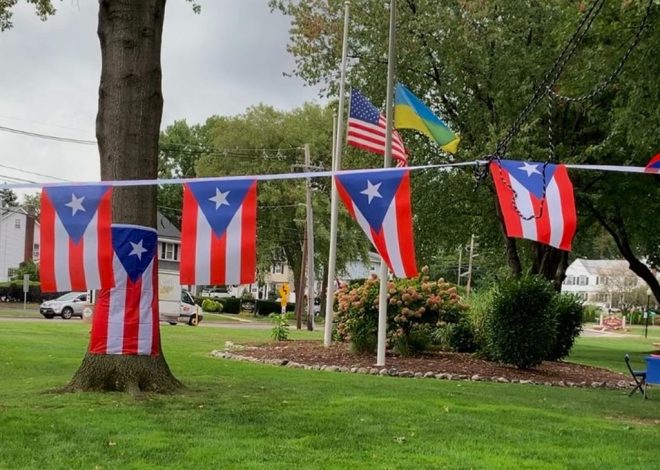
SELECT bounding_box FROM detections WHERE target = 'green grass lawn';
[1,321,659,469]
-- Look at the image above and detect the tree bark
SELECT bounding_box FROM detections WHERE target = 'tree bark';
[66,0,181,394]
[493,195,522,277]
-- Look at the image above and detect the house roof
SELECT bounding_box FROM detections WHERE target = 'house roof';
[573,258,630,275]
[157,212,180,240]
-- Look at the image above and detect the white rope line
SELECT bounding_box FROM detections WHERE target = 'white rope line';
[0,160,654,190]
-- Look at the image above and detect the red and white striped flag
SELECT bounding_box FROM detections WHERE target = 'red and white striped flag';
[347,88,409,167]
[40,185,114,292]
[89,225,160,356]
[180,179,257,285]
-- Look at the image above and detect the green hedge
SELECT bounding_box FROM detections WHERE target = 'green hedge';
[0,284,64,303]
[255,300,295,316]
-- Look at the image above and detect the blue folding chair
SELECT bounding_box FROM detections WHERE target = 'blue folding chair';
[625,354,647,399]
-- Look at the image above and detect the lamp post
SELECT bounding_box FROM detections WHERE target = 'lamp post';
[645,288,652,339]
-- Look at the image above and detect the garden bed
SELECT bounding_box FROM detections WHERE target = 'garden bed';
[214,340,631,389]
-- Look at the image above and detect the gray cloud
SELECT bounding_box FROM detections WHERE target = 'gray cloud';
[0,0,321,193]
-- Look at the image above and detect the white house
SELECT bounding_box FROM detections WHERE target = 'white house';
[562,258,656,309]
[0,208,39,282]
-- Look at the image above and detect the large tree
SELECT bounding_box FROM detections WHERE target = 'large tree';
[271,0,660,300]
[0,0,201,392]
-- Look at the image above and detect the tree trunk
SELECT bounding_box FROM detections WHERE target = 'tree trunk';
[66,0,181,394]
[583,199,660,305]
[493,195,522,277]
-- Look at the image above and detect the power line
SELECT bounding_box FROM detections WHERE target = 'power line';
[0,124,96,145]
[0,163,70,182]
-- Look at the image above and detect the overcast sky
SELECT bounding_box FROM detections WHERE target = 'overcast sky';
[0,0,322,196]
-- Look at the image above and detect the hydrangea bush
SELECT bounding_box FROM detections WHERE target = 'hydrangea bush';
[334,267,468,355]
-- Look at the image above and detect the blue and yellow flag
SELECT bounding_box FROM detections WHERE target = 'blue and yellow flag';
[394,83,460,153]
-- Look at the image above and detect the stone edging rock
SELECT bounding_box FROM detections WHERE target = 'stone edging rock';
[210,349,633,390]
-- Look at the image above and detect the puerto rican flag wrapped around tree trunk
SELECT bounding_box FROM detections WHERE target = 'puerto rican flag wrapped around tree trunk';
[89,225,160,356]
[180,179,257,286]
[490,159,577,251]
[40,185,114,292]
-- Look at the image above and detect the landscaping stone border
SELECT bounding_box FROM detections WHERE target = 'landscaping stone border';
[210,349,633,391]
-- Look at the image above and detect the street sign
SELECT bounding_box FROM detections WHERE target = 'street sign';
[23,274,30,293]
[278,284,290,313]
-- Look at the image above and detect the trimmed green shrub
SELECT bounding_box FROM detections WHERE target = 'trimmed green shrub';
[201,299,222,313]
[218,297,241,314]
[485,276,557,369]
[582,304,601,324]
[546,294,584,361]
[255,300,295,316]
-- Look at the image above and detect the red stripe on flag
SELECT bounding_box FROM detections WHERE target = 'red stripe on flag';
[151,258,161,356]
[556,165,577,251]
[180,185,198,284]
[68,238,86,291]
[210,232,227,285]
[395,172,418,277]
[335,178,356,218]
[122,278,141,355]
[370,227,393,273]
[97,189,114,288]
[490,163,523,239]
[240,182,257,283]
[39,192,57,292]
[88,288,111,354]
[532,195,551,246]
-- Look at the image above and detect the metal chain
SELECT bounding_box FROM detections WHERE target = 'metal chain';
[492,0,607,158]
[548,0,654,103]
[547,96,556,162]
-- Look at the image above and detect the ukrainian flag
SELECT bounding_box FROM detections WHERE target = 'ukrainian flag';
[394,83,460,153]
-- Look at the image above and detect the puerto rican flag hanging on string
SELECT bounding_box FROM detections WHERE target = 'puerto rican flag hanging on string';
[89,225,160,356]
[40,185,114,292]
[490,159,577,251]
[180,179,257,285]
[335,169,417,278]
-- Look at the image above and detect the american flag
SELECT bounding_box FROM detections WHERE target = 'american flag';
[40,185,114,292]
[335,169,417,278]
[180,179,257,285]
[89,225,160,356]
[347,89,409,167]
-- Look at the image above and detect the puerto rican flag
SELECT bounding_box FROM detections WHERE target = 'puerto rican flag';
[490,160,577,251]
[40,185,114,292]
[180,179,257,285]
[89,225,160,356]
[335,169,417,278]
[645,154,660,173]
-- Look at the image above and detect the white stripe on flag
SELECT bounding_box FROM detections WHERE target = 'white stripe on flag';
[82,209,100,289]
[225,205,242,284]
[53,214,71,291]
[509,176,537,242]
[106,255,126,355]
[381,199,404,277]
[352,203,376,247]
[195,205,212,285]
[545,177,564,249]
[137,259,154,355]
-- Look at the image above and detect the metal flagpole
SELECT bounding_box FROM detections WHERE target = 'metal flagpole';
[304,144,316,331]
[324,1,351,347]
[376,0,397,367]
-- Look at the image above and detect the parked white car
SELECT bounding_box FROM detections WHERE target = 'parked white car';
[40,292,88,319]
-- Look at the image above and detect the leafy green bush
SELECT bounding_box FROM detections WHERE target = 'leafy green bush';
[485,276,557,369]
[218,297,241,314]
[449,317,478,353]
[255,300,295,316]
[582,304,601,323]
[546,294,584,361]
[334,267,468,355]
[201,299,222,313]
[464,289,494,356]
[270,313,290,341]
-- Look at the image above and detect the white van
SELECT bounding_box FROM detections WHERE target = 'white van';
[159,270,202,326]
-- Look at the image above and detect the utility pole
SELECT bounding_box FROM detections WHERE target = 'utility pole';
[466,234,476,297]
[457,245,462,286]
[296,235,306,330]
[304,144,315,331]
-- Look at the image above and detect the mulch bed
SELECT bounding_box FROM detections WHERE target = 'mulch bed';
[218,340,631,388]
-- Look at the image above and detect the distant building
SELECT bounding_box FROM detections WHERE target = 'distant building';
[562,258,657,309]
[0,207,39,282]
